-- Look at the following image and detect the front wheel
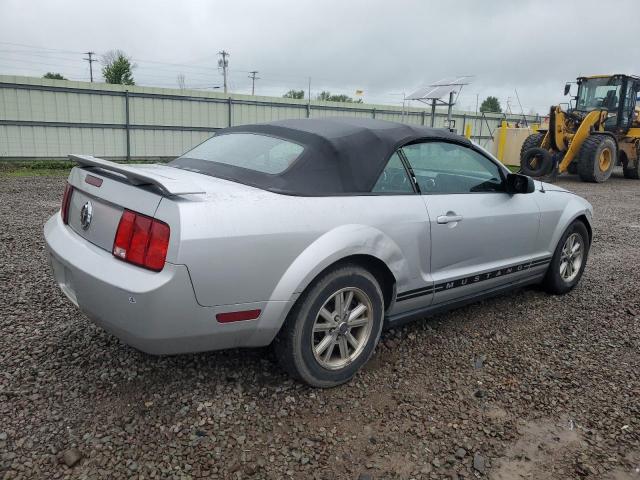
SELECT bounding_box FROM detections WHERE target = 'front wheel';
[577,135,617,182]
[274,264,384,387]
[542,221,590,294]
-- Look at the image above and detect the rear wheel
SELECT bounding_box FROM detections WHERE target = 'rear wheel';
[577,135,617,182]
[623,150,640,179]
[274,264,384,388]
[542,221,590,294]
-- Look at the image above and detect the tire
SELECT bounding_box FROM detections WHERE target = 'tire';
[274,264,384,388]
[623,151,640,179]
[520,132,545,157]
[577,135,617,183]
[567,162,578,175]
[520,147,553,177]
[542,221,590,295]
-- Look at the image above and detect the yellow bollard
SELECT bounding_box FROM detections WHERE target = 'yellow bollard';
[464,123,472,139]
[497,120,507,162]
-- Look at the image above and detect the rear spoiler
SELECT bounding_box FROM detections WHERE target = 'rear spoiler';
[69,155,205,196]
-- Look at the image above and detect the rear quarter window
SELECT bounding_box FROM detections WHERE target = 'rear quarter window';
[180,133,304,174]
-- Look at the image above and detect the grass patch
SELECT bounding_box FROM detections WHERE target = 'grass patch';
[1,168,71,178]
[0,160,72,178]
[0,158,169,177]
[1,160,75,170]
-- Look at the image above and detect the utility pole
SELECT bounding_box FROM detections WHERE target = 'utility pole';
[83,51,96,82]
[218,50,229,94]
[248,71,259,95]
[308,77,311,101]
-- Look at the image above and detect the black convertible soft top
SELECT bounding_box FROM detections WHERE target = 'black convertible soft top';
[170,117,471,196]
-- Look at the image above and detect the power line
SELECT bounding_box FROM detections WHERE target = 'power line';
[0,42,221,73]
[0,41,83,54]
[0,56,86,68]
[83,51,97,82]
[217,50,229,94]
[0,43,320,85]
[0,41,496,109]
[248,71,260,95]
[0,49,80,60]
[0,41,391,91]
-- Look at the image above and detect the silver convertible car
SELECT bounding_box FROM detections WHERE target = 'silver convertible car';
[44,118,593,387]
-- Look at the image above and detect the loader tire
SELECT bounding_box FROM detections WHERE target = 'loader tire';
[520,133,545,159]
[577,135,617,183]
[567,162,578,174]
[623,152,640,179]
[520,147,552,177]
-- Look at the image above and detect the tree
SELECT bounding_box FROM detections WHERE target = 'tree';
[316,91,363,103]
[283,89,304,99]
[480,96,502,113]
[43,72,66,80]
[101,50,135,85]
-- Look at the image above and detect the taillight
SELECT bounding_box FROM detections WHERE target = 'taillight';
[112,209,170,272]
[61,183,73,224]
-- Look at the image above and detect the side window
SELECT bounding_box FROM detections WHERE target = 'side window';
[371,152,414,194]
[401,142,504,194]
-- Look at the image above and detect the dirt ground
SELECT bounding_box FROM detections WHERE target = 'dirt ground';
[1,170,639,479]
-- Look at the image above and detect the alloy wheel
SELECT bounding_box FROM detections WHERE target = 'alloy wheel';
[559,233,584,282]
[311,287,374,370]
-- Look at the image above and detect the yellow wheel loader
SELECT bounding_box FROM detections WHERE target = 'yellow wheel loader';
[520,74,640,182]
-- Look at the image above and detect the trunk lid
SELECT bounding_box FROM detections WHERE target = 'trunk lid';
[69,155,206,196]
[64,156,211,254]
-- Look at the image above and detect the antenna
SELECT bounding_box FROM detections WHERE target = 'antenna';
[514,88,528,127]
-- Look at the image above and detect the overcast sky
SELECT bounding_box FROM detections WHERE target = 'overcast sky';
[1,0,637,114]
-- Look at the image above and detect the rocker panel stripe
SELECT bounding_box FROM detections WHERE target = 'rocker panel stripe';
[396,257,551,302]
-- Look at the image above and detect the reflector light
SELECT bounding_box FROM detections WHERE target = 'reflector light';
[112,209,170,271]
[216,310,262,323]
[61,183,73,224]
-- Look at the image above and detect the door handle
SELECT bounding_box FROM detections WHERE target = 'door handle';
[437,213,463,224]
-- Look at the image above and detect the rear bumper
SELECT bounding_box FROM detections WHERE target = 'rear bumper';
[44,213,291,354]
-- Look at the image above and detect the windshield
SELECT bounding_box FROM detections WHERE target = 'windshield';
[575,77,622,112]
[177,133,304,174]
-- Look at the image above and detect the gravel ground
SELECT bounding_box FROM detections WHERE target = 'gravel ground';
[1,170,639,480]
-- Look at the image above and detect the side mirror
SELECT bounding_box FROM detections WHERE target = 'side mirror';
[506,173,535,194]
[564,83,571,96]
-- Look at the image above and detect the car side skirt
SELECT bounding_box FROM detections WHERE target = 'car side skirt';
[385,273,545,328]
[395,257,551,303]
